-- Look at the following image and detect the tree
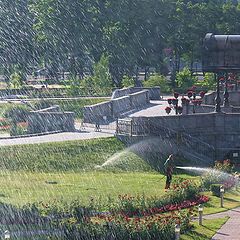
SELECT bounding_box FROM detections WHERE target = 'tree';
[0,0,35,84]
[92,53,112,95]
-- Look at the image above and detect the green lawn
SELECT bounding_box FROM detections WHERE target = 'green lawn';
[0,137,198,206]
[201,190,240,215]
[181,217,228,240]
[0,171,168,206]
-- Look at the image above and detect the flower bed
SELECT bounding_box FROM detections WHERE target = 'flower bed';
[114,195,208,218]
[60,209,193,240]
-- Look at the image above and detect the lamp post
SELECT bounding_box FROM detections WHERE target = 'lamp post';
[223,72,229,107]
[198,204,203,225]
[4,230,10,239]
[220,185,225,208]
[173,92,179,115]
[215,73,221,113]
[175,224,180,240]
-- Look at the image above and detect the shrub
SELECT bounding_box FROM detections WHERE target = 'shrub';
[122,75,134,88]
[3,104,30,123]
[58,209,192,240]
[210,184,222,197]
[143,74,170,93]
[176,68,197,92]
[10,122,27,136]
[214,159,234,173]
[109,179,200,217]
[202,73,216,90]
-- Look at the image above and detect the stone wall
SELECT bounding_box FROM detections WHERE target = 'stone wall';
[124,113,240,160]
[112,96,131,118]
[130,90,150,108]
[111,88,132,99]
[132,87,161,100]
[184,104,240,114]
[83,101,112,123]
[27,106,75,134]
[83,89,150,123]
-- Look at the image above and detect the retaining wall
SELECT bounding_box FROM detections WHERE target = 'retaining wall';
[112,96,131,117]
[130,90,150,108]
[83,101,112,123]
[27,106,75,134]
[129,113,240,160]
[83,89,150,123]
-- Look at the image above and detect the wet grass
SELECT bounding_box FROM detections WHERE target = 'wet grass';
[0,137,200,206]
[201,190,240,215]
[0,138,125,172]
[181,217,228,240]
[0,171,169,206]
[0,137,239,217]
[0,137,160,172]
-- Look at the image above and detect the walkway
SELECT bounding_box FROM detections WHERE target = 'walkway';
[129,100,173,117]
[202,207,240,240]
[0,127,114,146]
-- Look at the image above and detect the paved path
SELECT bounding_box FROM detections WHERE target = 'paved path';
[201,207,240,240]
[130,100,172,117]
[0,128,114,146]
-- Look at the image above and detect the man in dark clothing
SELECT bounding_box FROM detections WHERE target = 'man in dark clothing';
[164,154,175,190]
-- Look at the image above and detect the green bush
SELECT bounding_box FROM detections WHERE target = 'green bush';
[122,75,134,88]
[10,123,26,136]
[201,73,216,90]
[210,184,222,197]
[3,104,30,122]
[79,53,112,96]
[143,74,170,93]
[214,159,234,173]
[176,68,197,92]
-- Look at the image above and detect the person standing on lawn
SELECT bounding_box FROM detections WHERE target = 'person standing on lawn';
[164,154,175,190]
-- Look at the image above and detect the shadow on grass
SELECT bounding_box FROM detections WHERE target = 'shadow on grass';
[224,197,240,203]
[184,229,209,240]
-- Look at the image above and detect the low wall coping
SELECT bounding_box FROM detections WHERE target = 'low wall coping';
[83,101,110,108]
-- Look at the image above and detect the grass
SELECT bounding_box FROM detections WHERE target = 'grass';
[0,171,168,206]
[0,102,17,117]
[0,138,127,172]
[0,137,158,172]
[181,217,228,240]
[0,137,199,206]
[31,98,109,119]
[201,190,240,215]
